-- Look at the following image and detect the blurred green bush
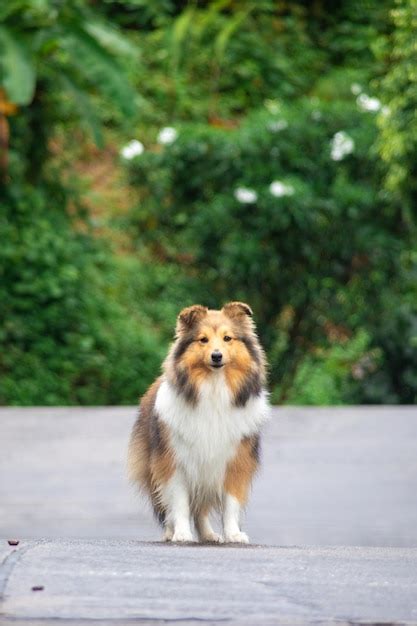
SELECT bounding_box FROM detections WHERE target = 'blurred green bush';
[1,0,416,405]
[0,0,163,404]
[0,183,163,404]
[125,100,415,403]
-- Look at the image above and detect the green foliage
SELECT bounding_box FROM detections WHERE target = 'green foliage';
[282,330,377,405]
[377,0,417,214]
[2,0,416,405]
[0,25,35,105]
[0,0,138,142]
[0,184,163,405]
[120,0,392,128]
[125,98,408,403]
[364,248,417,404]
[130,2,325,124]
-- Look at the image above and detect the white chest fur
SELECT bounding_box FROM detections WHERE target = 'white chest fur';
[155,375,269,498]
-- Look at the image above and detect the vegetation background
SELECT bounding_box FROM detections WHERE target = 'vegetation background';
[1,0,416,405]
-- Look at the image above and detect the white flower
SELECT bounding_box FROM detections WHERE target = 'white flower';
[330,131,355,161]
[269,181,295,197]
[120,140,144,159]
[268,119,288,132]
[157,127,178,145]
[234,187,258,204]
[350,83,362,95]
[357,93,381,112]
[311,110,322,121]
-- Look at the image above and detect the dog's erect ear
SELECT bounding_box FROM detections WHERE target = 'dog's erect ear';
[176,305,208,333]
[222,301,253,320]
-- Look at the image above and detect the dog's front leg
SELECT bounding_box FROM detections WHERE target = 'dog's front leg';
[161,470,193,542]
[222,493,249,544]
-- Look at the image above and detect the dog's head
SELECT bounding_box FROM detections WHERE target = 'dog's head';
[165,302,266,405]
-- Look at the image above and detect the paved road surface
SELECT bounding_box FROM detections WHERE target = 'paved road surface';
[1,406,417,546]
[1,406,417,624]
[1,540,417,624]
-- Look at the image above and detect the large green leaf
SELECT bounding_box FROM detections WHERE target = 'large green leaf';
[85,21,138,59]
[0,26,36,105]
[61,23,137,118]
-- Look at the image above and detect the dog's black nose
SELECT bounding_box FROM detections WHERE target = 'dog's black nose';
[211,350,223,364]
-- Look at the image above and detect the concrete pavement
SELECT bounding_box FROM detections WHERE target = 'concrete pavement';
[1,540,417,624]
[1,406,417,545]
[1,406,417,624]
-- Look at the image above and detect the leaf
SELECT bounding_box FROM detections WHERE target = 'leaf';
[214,8,252,62]
[59,74,104,148]
[0,26,36,105]
[194,0,233,38]
[85,21,138,59]
[61,23,137,118]
[171,7,195,70]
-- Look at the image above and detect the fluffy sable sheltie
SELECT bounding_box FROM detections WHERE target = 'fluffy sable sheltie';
[128,302,269,543]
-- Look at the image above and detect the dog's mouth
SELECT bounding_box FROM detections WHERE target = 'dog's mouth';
[210,363,224,369]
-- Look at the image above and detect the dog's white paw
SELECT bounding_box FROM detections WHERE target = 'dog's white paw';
[171,529,194,543]
[200,532,224,544]
[225,531,249,544]
[163,527,174,542]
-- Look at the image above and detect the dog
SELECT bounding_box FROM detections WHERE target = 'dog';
[127,301,269,543]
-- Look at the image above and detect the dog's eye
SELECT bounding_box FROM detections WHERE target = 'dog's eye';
[200,337,209,343]
[224,336,232,342]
